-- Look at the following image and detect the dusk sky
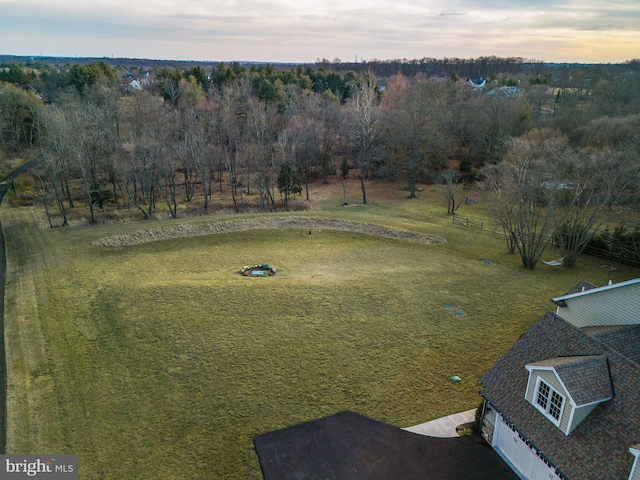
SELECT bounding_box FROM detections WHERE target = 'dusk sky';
[1,0,639,63]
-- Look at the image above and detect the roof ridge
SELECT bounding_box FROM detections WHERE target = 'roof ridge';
[554,354,607,367]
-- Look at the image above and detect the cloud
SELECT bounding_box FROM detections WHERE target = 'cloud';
[0,0,639,62]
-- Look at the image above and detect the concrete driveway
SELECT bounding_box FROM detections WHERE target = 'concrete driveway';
[403,409,476,437]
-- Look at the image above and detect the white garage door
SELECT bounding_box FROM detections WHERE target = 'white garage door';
[494,414,561,480]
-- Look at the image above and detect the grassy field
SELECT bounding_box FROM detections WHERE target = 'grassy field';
[3,179,638,479]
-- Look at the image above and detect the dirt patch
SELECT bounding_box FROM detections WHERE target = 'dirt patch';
[91,217,446,248]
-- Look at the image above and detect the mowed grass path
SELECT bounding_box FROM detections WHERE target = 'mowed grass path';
[3,182,638,478]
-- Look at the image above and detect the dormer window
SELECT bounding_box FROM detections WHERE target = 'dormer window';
[536,380,564,425]
[535,379,564,425]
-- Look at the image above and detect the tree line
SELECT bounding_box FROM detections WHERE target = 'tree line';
[1,59,639,268]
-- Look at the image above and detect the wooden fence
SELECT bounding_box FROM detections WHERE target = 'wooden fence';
[451,214,640,268]
[452,214,484,230]
[581,244,640,268]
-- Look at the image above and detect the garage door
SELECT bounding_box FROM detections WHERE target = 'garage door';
[494,414,561,480]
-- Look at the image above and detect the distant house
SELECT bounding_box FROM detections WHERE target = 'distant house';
[468,78,486,90]
[479,278,640,480]
[128,79,141,91]
[121,71,142,92]
[486,86,521,98]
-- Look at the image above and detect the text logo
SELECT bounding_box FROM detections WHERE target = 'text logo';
[0,455,77,479]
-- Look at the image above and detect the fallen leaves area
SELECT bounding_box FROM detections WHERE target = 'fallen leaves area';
[92,216,446,247]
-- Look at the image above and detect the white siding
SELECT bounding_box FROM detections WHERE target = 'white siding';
[567,403,598,434]
[557,282,640,327]
[484,406,497,427]
[630,454,640,480]
[526,371,571,434]
[525,371,565,403]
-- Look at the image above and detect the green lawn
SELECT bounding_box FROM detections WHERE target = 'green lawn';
[3,181,638,479]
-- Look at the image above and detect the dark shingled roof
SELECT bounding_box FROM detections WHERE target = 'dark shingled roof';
[526,355,613,405]
[479,312,640,480]
[584,324,640,366]
[562,280,598,296]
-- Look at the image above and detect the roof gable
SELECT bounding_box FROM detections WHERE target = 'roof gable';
[562,280,598,296]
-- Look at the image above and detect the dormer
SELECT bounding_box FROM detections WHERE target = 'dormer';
[524,355,613,435]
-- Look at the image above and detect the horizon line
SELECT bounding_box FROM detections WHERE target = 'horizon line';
[2,53,639,66]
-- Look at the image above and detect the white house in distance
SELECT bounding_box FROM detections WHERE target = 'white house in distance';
[478,278,640,480]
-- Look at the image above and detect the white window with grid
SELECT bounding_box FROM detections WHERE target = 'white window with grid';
[535,379,564,426]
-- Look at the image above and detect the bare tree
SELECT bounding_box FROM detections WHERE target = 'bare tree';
[287,98,320,201]
[158,148,179,218]
[170,109,198,203]
[62,106,101,223]
[554,147,637,266]
[440,170,474,215]
[314,95,342,184]
[33,170,54,228]
[57,84,121,224]
[483,160,518,253]
[346,79,380,205]
[484,129,571,268]
[469,94,531,165]
[386,77,449,198]
[121,91,170,219]
[216,87,247,212]
[245,95,279,211]
[35,155,69,226]
[276,127,300,208]
[167,97,216,214]
[193,106,216,213]
[40,106,76,221]
[337,158,349,205]
[157,109,180,218]
[80,85,121,210]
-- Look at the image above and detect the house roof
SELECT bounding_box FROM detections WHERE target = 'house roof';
[562,280,598,296]
[479,311,640,480]
[583,324,640,366]
[468,78,486,89]
[526,355,613,406]
[552,277,640,303]
[486,86,521,98]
